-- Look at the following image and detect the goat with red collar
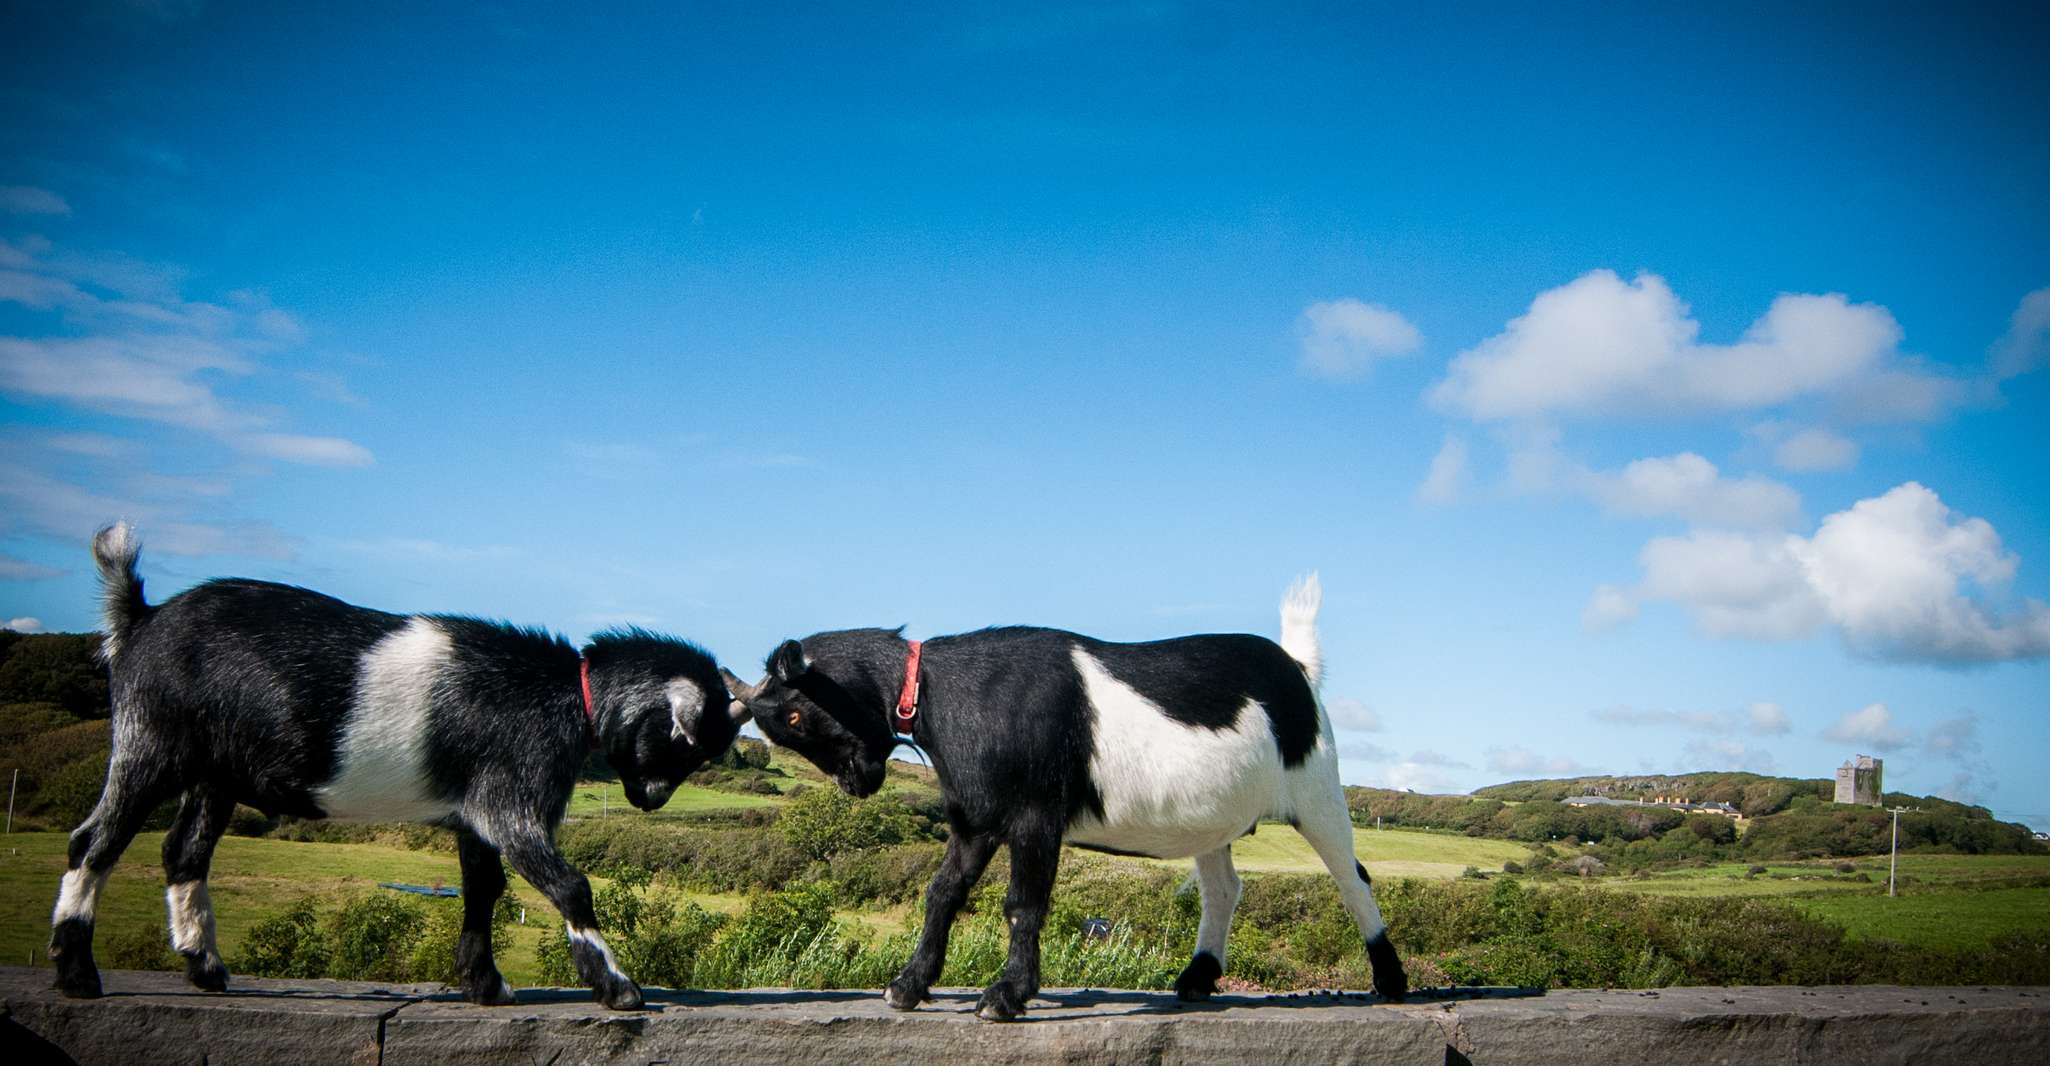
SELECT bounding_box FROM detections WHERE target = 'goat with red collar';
[48,523,743,1010]
[726,574,1406,1021]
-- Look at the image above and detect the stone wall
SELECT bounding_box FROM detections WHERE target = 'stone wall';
[5,967,2046,1065]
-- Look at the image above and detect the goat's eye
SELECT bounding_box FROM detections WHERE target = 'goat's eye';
[786,710,802,729]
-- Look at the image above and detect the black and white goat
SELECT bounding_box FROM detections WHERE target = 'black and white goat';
[724,575,1405,1021]
[49,524,743,1009]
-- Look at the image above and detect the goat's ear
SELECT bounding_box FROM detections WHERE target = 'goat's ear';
[768,639,808,684]
[666,677,706,741]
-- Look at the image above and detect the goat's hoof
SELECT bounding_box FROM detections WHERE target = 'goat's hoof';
[1367,935,1407,1002]
[1173,951,1222,1002]
[975,985,1025,1022]
[462,973,518,1006]
[883,980,926,1011]
[596,980,644,1011]
[54,968,103,999]
[184,953,229,993]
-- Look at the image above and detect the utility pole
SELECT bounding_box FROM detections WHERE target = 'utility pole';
[1887,806,1919,897]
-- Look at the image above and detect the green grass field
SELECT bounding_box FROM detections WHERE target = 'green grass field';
[562,780,781,818]
[1583,854,2050,950]
[1166,823,1532,879]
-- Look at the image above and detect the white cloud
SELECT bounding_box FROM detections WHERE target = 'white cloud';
[1771,427,1859,472]
[4,616,43,632]
[1992,286,2050,380]
[1584,452,1801,531]
[1298,298,1422,379]
[1485,746,1588,777]
[0,464,294,560]
[1340,740,1400,763]
[1582,584,1639,631]
[1823,703,1912,752]
[1590,702,1789,738]
[1415,435,1468,505]
[1431,270,1954,422]
[1748,702,1792,735]
[1680,737,1778,773]
[1409,749,1469,768]
[1607,482,2050,663]
[1381,760,1467,794]
[0,552,64,580]
[1325,697,1383,733]
[0,237,370,467]
[1925,713,1980,760]
[0,186,70,216]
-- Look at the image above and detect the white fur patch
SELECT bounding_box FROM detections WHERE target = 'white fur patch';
[53,867,109,924]
[1065,649,1285,859]
[314,618,459,822]
[567,924,630,982]
[666,676,704,740]
[167,880,216,955]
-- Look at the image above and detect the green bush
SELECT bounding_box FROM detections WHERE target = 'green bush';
[100,923,181,972]
[777,787,921,861]
[237,897,332,979]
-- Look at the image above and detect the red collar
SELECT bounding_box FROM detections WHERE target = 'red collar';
[893,640,922,735]
[579,656,597,736]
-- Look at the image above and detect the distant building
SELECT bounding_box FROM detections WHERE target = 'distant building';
[1564,794,1742,819]
[1834,755,1883,805]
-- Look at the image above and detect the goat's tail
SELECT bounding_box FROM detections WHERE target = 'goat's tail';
[1279,572,1323,689]
[91,522,148,664]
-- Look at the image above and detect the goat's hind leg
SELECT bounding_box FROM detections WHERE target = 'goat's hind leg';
[977,822,1061,1022]
[1173,846,1241,1001]
[161,785,236,991]
[1294,802,1407,1001]
[454,829,516,1005]
[50,750,171,997]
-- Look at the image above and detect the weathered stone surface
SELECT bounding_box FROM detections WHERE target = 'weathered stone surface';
[4,967,2046,1066]
[0,966,436,1066]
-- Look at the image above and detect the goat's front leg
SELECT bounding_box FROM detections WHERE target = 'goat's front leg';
[496,830,642,1010]
[454,829,517,1005]
[977,823,1061,1022]
[886,829,999,1010]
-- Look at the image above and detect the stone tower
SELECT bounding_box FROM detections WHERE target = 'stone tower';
[1833,755,1882,805]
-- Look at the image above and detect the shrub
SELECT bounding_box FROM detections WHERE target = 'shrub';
[237,897,332,979]
[327,893,429,981]
[777,787,920,861]
[100,923,180,972]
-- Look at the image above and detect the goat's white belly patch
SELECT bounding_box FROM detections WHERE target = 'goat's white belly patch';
[315,618,459,823]
[1065,648,1282,860]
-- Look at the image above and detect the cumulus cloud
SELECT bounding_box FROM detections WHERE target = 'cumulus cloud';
[1485,746,1588,777]
[1602,482,2050,663]
[1415,435,1469,505]
[1430,270,1956,422]
[1582,584,1639,631]
[1748,702,1792,735]
[1409,749,1469,768]
[1381,760,1467,794]
[0,186,70,215]
[1680,738,1777,773]
[1583,452,1801,531]
[1341,740,1400,763]
[1325,697,1384,733]
[1822,703,1912,752]
[0,463,295,560]
[4,616,43,632]
[1590,701,1790,738]
[1992,286,2050,380]
[1770,427,1859,472]
[0,552,63,580]
[1298,298,1422,379]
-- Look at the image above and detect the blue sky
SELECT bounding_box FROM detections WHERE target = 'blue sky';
[3,3,2047,826]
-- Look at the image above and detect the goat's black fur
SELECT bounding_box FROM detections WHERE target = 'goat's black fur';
[48,524,741,1010]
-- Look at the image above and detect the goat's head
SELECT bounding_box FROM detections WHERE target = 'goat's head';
[724,638,892,798]
[582,630,743,811]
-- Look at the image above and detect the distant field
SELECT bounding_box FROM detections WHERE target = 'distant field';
[562,780,780,818]
[1173,824,1532,880]
[1582,854,2050,950]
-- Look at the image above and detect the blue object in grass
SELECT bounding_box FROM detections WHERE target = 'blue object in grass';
[378,882,461,897]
